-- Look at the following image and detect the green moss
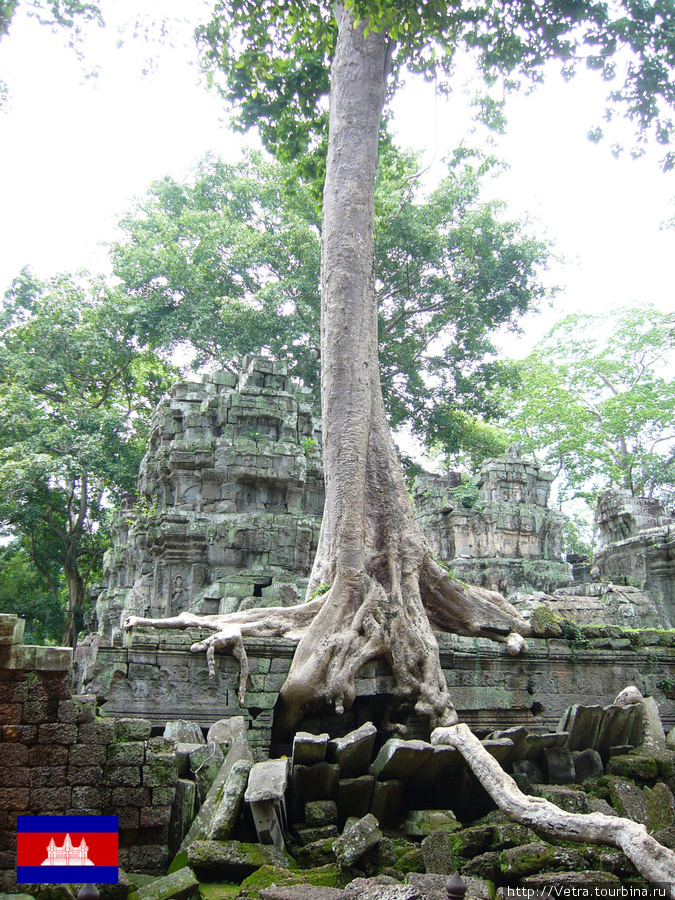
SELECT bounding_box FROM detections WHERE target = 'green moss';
[303,865,344,887]
[606,755,659,781]
[530,605,563,638]
[238,866,305,898]
[167,850,189,875]
[394,848,424,874]
[198,885,240,900]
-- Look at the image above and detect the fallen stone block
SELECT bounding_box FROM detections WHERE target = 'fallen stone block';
[369,739,434,782]
[169,779,197,854]
[129,866,199,900]
[209,756,253,840]
[499,842,587,879]
[291,762,340,820]
[523,731,569,760]
[327,722,377,777]
[421,829,454,875]
[333,813,383,867]
[646,781,675,832]
[543,746,575,784]
[179,734,254,853]
[246,757,291,848]
[164,721,205,744]
[294,732,330,766]
[294,825,340,846]
[337,776,375,824]
[259,887,352,900]
[402,810,461,838]
[306,800,338,827]
[189,742,225,802]
[187,840,292,881]
[572,748,604,783]
[369,780,403,828]
[206,715,247,746]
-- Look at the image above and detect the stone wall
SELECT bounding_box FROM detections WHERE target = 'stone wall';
[594,489,675,623]
[0,615,179,890]
[84,624,675,753]
[95,355,324,643]
[414,446,572,596]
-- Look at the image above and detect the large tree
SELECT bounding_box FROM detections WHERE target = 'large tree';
[183,0,675,733]
[0,269,176,646]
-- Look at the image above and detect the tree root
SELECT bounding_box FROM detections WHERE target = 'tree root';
[121,554,532,731]
[434,722,675,892]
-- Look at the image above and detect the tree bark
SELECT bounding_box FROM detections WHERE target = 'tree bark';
[274,8,530,735]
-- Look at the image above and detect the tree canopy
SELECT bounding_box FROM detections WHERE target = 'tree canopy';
[197,0,675,173]
[111,147,550,453]
[501,304,675,511]
[0,269,176,645]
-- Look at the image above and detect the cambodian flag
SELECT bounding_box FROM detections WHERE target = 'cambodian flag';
[17,816,118,883]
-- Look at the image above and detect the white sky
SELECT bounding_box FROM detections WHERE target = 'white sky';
[0,0,673,359]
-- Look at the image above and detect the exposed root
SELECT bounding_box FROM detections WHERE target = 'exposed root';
[434,722,675,892]
[420,557,532,645]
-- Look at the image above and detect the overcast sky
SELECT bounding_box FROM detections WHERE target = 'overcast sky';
[0,0,673,358]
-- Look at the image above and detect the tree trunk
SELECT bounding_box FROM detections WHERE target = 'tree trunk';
[276,8,530,735]
[62,551,85,649]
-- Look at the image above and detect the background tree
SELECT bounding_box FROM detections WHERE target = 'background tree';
[112,146,549,455]
[501,304,675,514]
[191,0,675,733]
[0,269,176,646]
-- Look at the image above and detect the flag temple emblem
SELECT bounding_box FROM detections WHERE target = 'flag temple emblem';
[17,816,119,884]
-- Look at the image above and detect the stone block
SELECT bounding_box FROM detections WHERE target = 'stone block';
[293,731,329,766]
[130,865,199,900]
[79,719,116,744]
[336,776,374,825]
[209,757,252,840]
[291,762,339,820]
[175,742,201,776]
[572,748,604,783]
[66,765,104,786]
[34,646,72,671]
[605,776,649,824]
[115,718,153,741]
[421,830,455,875]
[369,780,403,828]
[105,765,142,786]
[169,779,197,854]
[72,785,113,807]
[164,721,205,744]
[38,723,78,744]
[369,739,434,782]
[111,785,152,807]
[140,805,172,828]
[153,785,177,805]
[144,756,178,789]
[187,839,292,881]
[403,810,461,838]
[0,787,29,810]
[69,744,107,767]
[188,742,223,800]
[2,743,28,766]
[246,757,290,803]
[543,747,575,784]
[108,741,146,765]
[0,614,25,646]
[0,702,22,725]
[327,722,377,777]
[646,782,675,832]
[333,813,382,867]
[28,785,71,811]
[0,767,28,787]
[305,800,338,827]
[58,695,97,723]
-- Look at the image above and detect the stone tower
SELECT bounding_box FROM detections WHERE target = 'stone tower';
[95,356,324,641]
[413,444,572,596]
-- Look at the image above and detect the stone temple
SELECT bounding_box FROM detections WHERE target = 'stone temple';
[94,355,324,643]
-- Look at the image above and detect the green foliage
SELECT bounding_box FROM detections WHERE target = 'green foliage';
[301,436,318,457]
[0,269,176,645]
[309,582,331,599]
[500,304,675,510]
[0,542,63,643]
[197,0,675,172]
[112,147,549,455]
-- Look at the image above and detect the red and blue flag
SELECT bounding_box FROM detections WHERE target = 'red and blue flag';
[17,816,119,883]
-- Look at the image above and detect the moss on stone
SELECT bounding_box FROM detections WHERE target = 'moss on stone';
[605,754,659,781]
[197,885,240,900]
[394,848,425,874]
[238,866,305,898]
[530,606,563,638]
